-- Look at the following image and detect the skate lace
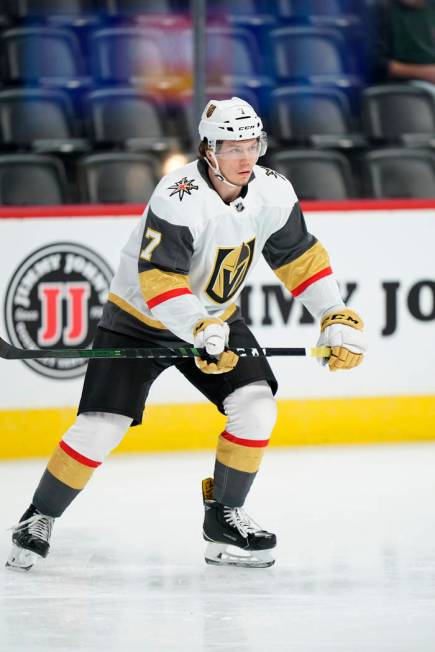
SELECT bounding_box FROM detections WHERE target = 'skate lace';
[223,506,262,538]
[9,514,53,541]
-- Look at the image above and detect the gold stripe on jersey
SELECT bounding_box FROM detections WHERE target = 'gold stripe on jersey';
[215,303,238,322]
[216,435,266,474]
[274,241,330,293]
[47,445,95,490]
[109,293,167,329]
[108,293,238,330]
[139,269,191,303]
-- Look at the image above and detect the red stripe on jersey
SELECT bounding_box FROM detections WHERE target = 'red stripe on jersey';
[291,266,332,297]
[146,287,192,309]
[59,440,101,468]
[221,430,270,448]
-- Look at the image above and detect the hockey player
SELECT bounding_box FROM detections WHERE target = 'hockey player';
[7,97,366,570]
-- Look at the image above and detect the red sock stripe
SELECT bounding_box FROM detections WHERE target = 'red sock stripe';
[221,430,270,448]
[291,266,332,297]
[59,440,101,468]
[146,287,192,309]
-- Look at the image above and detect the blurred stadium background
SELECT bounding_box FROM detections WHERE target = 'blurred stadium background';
[1,6,435,649]
[0,0,433,204]
[0,0,434,458]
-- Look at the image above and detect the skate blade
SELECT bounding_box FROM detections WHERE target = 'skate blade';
[205,542,275,568]
[5,544,40,572]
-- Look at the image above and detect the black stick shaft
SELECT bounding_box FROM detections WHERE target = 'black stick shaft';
[0,336,310,360]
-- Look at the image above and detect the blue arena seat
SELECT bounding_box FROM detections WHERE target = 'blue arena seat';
[9,0,101,26]
[0,154,70,205]
[90,27,167,86]
[95,0,176,17]
[269,86,365,148]
[268,149,356,200]
[172,26,273,92]
[91,25,271,94]
[85,88,180,152]
[1,27,91,89]
[361,85,435,148]
[362,148,435,198]
[78,152,158,203]
[277,0,361,26]
[0,88,88,152]
[209,0,258,12]
[269,26,360,84]
[94,0,184,28]
[206,0,276,29]
[206,26,262,80]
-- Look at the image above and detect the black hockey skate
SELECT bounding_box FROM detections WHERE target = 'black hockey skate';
[202,478,276,568]
[6,504,54,571]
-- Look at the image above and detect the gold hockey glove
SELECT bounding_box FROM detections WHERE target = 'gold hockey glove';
[193,318,239,374]
[317,308,366,371]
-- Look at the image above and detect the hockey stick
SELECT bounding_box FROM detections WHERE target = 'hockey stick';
[0,335,330,361]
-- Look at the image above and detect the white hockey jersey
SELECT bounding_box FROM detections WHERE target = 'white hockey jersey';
[101,159,344,343]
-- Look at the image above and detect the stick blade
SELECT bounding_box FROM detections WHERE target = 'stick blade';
[0,335,16,359]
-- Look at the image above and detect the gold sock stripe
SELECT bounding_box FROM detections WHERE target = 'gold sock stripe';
[47,444,96,490]
[216,434,266,474]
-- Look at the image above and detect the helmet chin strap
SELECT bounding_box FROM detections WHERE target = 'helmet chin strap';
[205,152,239,189]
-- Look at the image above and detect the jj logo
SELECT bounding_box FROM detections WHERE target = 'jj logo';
[38,282,90,347]
[4,243,113,379]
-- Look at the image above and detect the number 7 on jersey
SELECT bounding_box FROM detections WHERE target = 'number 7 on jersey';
[140,227,162,262]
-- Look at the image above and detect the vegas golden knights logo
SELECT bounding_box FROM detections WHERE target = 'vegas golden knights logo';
[205,239,255,304]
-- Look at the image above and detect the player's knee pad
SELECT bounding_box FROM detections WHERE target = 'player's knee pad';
[62,411,132,463]
[223,380,277,442]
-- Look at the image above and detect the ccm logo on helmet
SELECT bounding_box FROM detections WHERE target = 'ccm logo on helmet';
[239,125,257,131]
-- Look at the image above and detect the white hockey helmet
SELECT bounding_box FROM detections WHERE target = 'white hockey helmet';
[198,96,267,157]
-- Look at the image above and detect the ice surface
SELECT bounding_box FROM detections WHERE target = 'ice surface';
[1,443,435,651]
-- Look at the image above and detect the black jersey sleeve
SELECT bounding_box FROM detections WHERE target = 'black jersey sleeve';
[262,202,333,298]
[137,208,195,309]
[263,202,316,270]
[138,208,194,275]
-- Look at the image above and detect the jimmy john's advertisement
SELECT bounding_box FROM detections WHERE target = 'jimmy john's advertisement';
[0,206,433,410]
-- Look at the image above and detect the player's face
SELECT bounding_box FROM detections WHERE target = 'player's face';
[215,139,260,186]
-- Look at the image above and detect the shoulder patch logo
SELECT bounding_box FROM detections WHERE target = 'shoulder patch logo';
[205,238,256,304]
[263,167,286,181]
[168,177,199,201]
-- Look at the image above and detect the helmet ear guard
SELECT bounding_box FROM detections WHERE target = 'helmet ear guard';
[258,131,268,157]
